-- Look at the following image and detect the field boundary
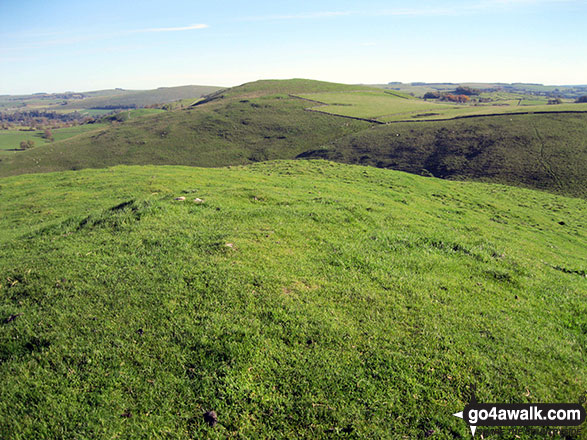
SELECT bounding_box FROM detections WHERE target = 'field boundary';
[290,94,385,124]
[386,109,587,123]
[291,93,587,124]
[304,107,386,124]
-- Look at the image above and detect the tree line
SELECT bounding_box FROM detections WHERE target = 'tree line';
[0,110,95,129]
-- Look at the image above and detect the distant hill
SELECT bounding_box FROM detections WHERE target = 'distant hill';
[376,82,587,99]
[0,79,585,197]
[0,85,222,112]
[59,85,222,110]
[0,79,370,174]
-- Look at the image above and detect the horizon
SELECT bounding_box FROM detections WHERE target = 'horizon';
[1,0,586,95]
[3,79,587,97]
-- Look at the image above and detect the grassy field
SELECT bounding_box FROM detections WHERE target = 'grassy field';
[0,160,585,439]
[0,79,585,199]
[296,89,587,122]
[374,82,587,100]
[0,124,108,153]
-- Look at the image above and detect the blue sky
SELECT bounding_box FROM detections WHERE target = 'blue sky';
[1,0,585,94]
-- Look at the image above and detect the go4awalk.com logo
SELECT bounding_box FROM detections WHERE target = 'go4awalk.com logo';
[453,393,586,437]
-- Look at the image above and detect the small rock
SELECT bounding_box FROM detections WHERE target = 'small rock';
[4,313,22,324]
[193,198,204,203]
[174,196,186,201]
[225,243,234,249]
[203,410,218,427]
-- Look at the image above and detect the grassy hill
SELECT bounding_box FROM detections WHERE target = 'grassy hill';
[59,85,222,110]
[295,89,587,122]
[0,86,221,112]
[0,161,585,439]
[373,82,587,100]
[299,112,587,198]
[0,79,585,198]
[0,80,370,176]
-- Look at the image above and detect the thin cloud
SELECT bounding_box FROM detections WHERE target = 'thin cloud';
[238,11,352,21]
[236,0,580,22]
[0,23,210,53]
[237,8,471,22]
[376,8,457,16]
[136,24,209,33]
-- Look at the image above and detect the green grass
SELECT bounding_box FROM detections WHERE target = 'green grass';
[61,85,221,110]
[300,113,587,198]
[1,80,584,199]
[0,86,222,113]
[78,109,119,117]
[296,89,587,122]
[0,160,585,439]
[220,79,376,98]
[373,82,587,100]
[100,108,166,123]
[0,124,107,152]
[297,91,458,120]
[0,90,369,176]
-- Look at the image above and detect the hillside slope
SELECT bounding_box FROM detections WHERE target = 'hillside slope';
[0,80,370,175]
[298,113,587,198]
[0,161,585,439]
[0,86,222,112]
[0,79,585,198]
[60,85,222,110]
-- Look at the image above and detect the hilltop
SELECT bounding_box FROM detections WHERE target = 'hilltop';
[0,79,585,197]
[0,80,370,175]
[0,161,585,438]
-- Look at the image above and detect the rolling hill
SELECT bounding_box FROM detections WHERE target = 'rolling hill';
[58,85,222,110]
[0,79,585,198]
[294,88,587,122]
[0,160,585,438]
[0,85,222,112]
[299,112,587,198]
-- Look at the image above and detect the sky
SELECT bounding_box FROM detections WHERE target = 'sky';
[1,0,586,94]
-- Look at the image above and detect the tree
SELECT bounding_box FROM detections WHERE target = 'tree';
[423,91,440,100]
[455,86,481,96]
[43,128,54,141]
[20,140,35,150]
[575,95,587,103]
[441,94,470,103]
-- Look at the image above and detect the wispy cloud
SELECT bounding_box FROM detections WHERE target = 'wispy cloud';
[135,23,209,33]
[236,0,580,22]
[238,11,352,21]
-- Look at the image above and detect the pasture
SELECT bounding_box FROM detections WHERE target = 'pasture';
[295,89,587,122]
[0,160,585,438]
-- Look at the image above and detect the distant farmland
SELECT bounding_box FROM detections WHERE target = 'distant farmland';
[295,89,587,122]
